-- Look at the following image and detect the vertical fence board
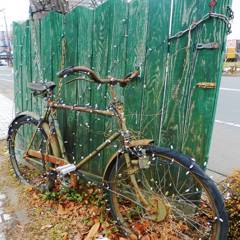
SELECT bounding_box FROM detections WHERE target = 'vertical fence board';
[140,0,171,143]
[21,21,32,112]
[159,1,199,150]
[13,23,24,113]
[41,15,53,83]
[90,1,112,174]
[76,7,94,169]
[103,0,129,171]
[30,19,42,116]
[51,13,65,160]
[124,0,148,136]
[62,8,80,162]
[51,13,64,84]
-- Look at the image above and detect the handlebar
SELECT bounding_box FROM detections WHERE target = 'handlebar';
[57,66,139,87]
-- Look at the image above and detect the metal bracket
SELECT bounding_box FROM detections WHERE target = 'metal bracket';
[197,82,216,89]
[196,42,219,50]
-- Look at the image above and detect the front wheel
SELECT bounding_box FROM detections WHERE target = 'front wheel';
[106,145,228,239]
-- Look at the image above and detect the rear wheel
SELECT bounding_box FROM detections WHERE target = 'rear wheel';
[106,145,228,239]
[8,115,52,188]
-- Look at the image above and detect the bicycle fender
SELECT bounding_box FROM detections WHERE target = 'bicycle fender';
[8,111,41,136]
[8,111,62,158]
[102,139,154,181]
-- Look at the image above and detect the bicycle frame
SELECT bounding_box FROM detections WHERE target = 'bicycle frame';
[25,84,149,172]
[23,82,154,207]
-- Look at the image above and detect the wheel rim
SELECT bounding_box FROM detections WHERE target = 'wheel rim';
[108,152,220,239]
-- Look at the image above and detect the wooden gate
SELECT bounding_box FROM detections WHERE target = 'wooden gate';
[12,0,232,175]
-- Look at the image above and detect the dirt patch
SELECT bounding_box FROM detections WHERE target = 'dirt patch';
[0,141,29,237]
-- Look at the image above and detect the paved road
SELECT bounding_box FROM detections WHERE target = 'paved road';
[0,66,239,179]
[208,76,240,179]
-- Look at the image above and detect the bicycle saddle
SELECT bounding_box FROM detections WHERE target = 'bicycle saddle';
[28,81,56,94]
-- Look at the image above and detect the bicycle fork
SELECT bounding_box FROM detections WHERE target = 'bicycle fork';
[109,84,150,209]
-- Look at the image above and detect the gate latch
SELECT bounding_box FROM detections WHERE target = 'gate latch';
[196,42,219,50]
[197,82,216,89]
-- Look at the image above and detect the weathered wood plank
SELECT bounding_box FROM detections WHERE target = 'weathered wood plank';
[13,23,24,113]
[124,0,148,136]
[102,0,129,172]
[159,1,199,151]
[90,1,112,175]
[50,13,65,161]
[21,21,32,112]
[62,8,79,163]
[30,19,42,116]
[140,0,171,144]
[51,13,64,85]
[75,7,94,169]
[40,14,52,83]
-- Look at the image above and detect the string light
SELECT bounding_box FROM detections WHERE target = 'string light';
[9,3,230,237]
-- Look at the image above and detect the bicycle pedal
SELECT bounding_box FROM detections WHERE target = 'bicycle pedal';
[56,164,76,175]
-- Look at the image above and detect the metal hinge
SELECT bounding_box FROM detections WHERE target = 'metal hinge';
[197,82,216,89]
[196,42,219,50]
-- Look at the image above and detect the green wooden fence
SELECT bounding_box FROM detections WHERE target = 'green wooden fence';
[13,0,232,175]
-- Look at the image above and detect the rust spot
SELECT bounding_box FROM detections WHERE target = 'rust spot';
[209,0,217,11]
[27,149,65,166]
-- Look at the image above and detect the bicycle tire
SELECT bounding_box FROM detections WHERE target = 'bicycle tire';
[8,114,52,188]
[106,145,228,239]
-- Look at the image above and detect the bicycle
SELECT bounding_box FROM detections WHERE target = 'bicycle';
[8,66,228,239]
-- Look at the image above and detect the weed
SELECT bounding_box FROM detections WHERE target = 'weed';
[60,187,83,202]
[41,191,59,200]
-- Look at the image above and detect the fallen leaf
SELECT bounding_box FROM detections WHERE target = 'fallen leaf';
[149,233,158,240]
[129,234,138,240]
[40,224,53,230]
[84,222,100,240]
[63,233,69,240]
[142,235,151,240]
[57,204,66,215]
[67,201,76,210]
[168,236,181,240]
[25,186,34,192]
[73,232,82,240]
[132,223,145,235]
